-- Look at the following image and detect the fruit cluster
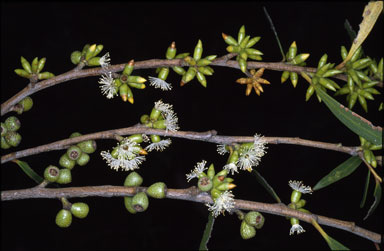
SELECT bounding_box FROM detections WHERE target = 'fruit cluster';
[240,211,265,240]
[1,116,22,149]
[55,198,90,228]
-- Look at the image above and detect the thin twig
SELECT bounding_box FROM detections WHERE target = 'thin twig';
[1,127,362,164]
[0,185,381,244]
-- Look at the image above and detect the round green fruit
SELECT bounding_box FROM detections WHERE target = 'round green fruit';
[1,123,7,137]
[70,132,82,138]
[198,176,213,192]
[5,116,21,132]
[71,51,82,65]
[240,220,256,240]
[124,172,143,187]
[1,136,10,149]
[76,152,90,166]
[55,209,72,228]
[131,192,149,212]
[77,140,97,154]
[66,145,82,161]
[244,211,265,229]
[4,131,22,147]
[44,165,60,182]
[71,202,89,219]
[124,197,137,214]
[146,182,167,199]
[57,169,72,184]
[17,97,33,113]
[59,154,76,169]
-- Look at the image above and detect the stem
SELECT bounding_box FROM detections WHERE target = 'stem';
[1,185,381,243]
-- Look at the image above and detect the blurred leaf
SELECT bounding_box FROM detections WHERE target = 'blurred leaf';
[315,86,382,145]
[363,180,382,220]
[313,156,361,190]
[360,169,371,208]
[13,159,43,184]
[252,170,281,203]
[263,6,285,61]
[199,213,215,250]
[324,235,350,250]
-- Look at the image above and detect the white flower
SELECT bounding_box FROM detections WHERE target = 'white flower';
[289,224,306,235]
[253,134,267,156]
[217,144,228,155]
[145,138,172,152]
[288,180,313,194]
[206,190,235,218]
[100,151,145,171]
[186,160,207,182]
[154,100,174,115]
[236,133,267,172]
[164,112,179,132]
[223,162,238,175]
[99,52,111,69]
[148,76,173,91]
[98,72,117,99]
[115,138,141,160]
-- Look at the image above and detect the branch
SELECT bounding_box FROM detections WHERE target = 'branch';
[3,55,382,116]
[1,185,381,244]
[1,126,361,164]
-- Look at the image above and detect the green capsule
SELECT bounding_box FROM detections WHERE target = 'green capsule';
[352,58,372,70]
[172,66,186,75]
[31,57,39,73]
[70,51,82,65]
[146,182,167,199]
[140,114,149,124]
[1,123,7,137]
[305,85,315,101]
[350,46,362,63]
[1,136,10,149]
[238,58,247,73]
[59,154,76,169]
[198,176,213,192]
[197,59,212,67]
[358,94,368,112]
[87,57,101,66]
[183,67,196,83]
[128,76,146,84]
[281,71,290,83]
[123,60,134,76]
[193,40,203,61]
[56,168,72,184]
[44,165,60,182]
[246,36,261,48]
[322,69,343,78]
[317,54,328,69]
[207,163,215,180]
[290,72,298,88]
[239,35,251,48]
[20,56,32,74]
[222,33,238,46]
[238,25,246,44]
[287,41,297,61]
[55,209,72,228]
[291,53,310,65]
[76,152,90,166]
[340,46,348,60]
[14,69,31,78]
[196,71,207,87]
[198,66,213,76]
[355,70,371,82]
[38,72,55,80]
[124,197,137,214]
[348,92,358,109]
[124,171,143,187]
[244,211,265,229]
[158,67,169,80]
[131,192,149,212]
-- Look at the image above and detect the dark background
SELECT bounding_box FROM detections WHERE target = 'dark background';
[1,1,383,250]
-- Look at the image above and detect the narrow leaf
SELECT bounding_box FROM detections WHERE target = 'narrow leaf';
[13,159,43,184]
[315,86,382,145]
[324,235,350,250]
[363,180,382,220]
[344,19,357,42]
[263,6,285,62]
[360,169,370,208]
[313,156,362,190]
[252,170,281,203]
[199,213,215,251]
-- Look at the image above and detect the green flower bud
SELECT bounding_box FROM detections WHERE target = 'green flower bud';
[244,211,265,229]
[5,116,21,131]
[246,36,261,48]
[240,220,256,240]
[158,67,169,80]
[20,56,32,74]
[71,51,82,65]
[1,136,11,149]
[1,123,7,137]
[319,77,336,91]
[317,54,328,69]
[55,209,72,228]
[183,67,197,83]
[124,171,143,187]
[348,69,361,87]
[93,44,104,57]
[38,72,55,80]
[207,163,215,180]
[59,153,76,169]
[350,46,362,63]
[16,96,33,114]
[4,131,22,147]
[87,57,101,66]
[197,66,213,76]
[245,48,263,56]
[198,176,213,192]
[140,114,150,124]
[238,25,246,44]
[147,182,167,199]
[123,60,134,76]
[131,192,149,212]
[358,94,368,112]
[340,46,348,60]
[172,66,186,75]
[44,165,60,182]
[196,71,207,87]
[85,44,97,60]
[295,199,306,209]
[81,44,90,56]
[196,59,212,67]
[305,85,315,101]
[322,69,343,78]
[77,140,97,154]
[239,51,248,61]
[287,41,297,61]
[36,58,46,73]
[124,197,137,214]
[238,58,247,73]
[57,169,72,184]
[216,182,236,191]
[76,152,90,166]
[14,69,31,78]
[239,35,251,48]
[290,72,298,88]
[71,202,89,219]
[70,132,82,138]
[291,53,310,65]
[193,40,203,61]
[291,190,301,203]
[352,58,372,70]
[210,188,221,200]
[348,92,358,109]
[66,145,83,161]
[222,33,238,46]
[355,70,371,82]
[128,76,146,84]
[31,57,39,73]
[166,42,177,59]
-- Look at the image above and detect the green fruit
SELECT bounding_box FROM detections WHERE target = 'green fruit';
[197,177,213,192]
[76,152,90,166]
[146,182,167,199]
[244,211,265,229]
[18,97,33,113]
[57,169,72,184]
[70,51,82,65]
[71,202,89,219]
[4,131,22,147]
[1,123,7,137]
[5,116,21,132]
[66,145,82,161]
[77,140,97,154]
[59,154,76,169]
[55,209,72,228]
[70,132,82,138]
[240,220,256,240]
[1,136,11,149]
[131,192,149,212]
[124,172,143,187]
[124,197,137,214]
[44,165,60,182]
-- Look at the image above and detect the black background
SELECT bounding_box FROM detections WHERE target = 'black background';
[1,1,383,250]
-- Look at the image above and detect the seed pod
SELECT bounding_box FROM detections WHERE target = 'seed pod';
[123,60,134,76]
[66,145,82,161]
[183,67,196,83]
[124,171,143,187]
[158,67,169,80]
[287,41,297,61]
[44,165,60,182]
[246,36,261,48]
[59,153,76,169]
[290,72,298,88]
[305,85,315,101]
[350,46,362,62]
[77,140,97,154]
[76,152,90,166]
[38,72,55,80]
[85,44,97,60]
[14,69,31,78]
[240,220,256,240]
[20,56,32,74]
[172,66,186,75]
[131,192,149,212]
[1,136,11,149]
[238,58,247,73]
[322,69,343,78]
[147,182,167,199]
[55,209,72,228]
[340,46,348,60]
[222,33,238,46]
[57,168,72,184]
[317,54,328,69]
[124,197,137,214]
[71,202,89,219]
[193,40,203,61]
[196,71,207,87]
[4,131,21,147]
[281,71,290,83]
[5,116,21,131]
[245,211,265,229]
[238,25,246,44]
[358,94,368,112]
[348,92,358,109]
[31,57,39,73]
[198,176,213,192]
[71,51,82,65]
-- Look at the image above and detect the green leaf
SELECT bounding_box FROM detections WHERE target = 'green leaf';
[360,169,370,208]
[251,170,281,203]
[324,235,350,250]
[313,156,362,190]
[13,159,43,184]
[199,213,215,251]
[315,86,382,145]
[263,7,285,62]
[363,180,382,220]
